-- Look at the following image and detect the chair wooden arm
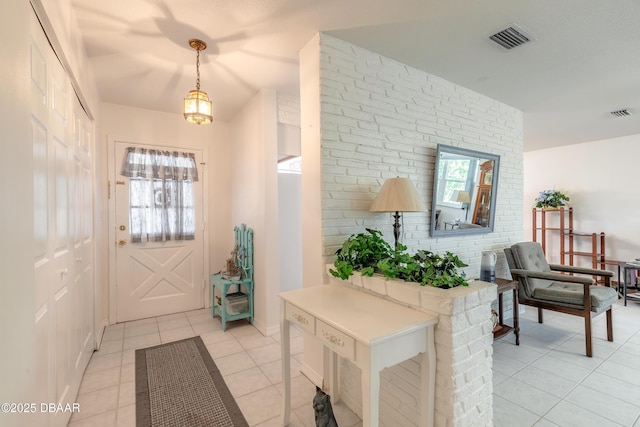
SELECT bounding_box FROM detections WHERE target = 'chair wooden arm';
[509,269,595,285]
[548,265,612,288]
[549,264,614,277]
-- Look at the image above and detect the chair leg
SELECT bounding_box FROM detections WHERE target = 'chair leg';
[606,308,613,342]
[537,307,543,323]
[584,314,592,357]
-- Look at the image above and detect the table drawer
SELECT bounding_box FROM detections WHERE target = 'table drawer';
[285,303,315,335]
[316,320,355,361]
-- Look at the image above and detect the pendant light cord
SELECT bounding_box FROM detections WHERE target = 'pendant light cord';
[195,49,201,91]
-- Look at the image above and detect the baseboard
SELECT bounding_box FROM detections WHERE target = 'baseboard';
[265,323,280,337]
[300,361,323,388]
[96,318,108,349]
[251,319,267,336]
[251,319,281,337]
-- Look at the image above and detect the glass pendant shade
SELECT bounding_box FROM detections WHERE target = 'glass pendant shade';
[183,89,213,125]
[183,38,212,125]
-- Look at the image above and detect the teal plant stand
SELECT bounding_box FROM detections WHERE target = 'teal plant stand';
[211,224,254,331]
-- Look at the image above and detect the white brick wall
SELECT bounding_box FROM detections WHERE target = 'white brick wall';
[319,33,524,282]
[326,266,497,427]
[317,33,524,427]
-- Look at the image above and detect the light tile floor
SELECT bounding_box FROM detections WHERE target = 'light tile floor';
[493,300,640,427]
[68,309,362,427]
[68,300,640,427]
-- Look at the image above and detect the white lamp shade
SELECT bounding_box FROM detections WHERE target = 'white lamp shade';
[370,177,426,212]
[455,190,471,203]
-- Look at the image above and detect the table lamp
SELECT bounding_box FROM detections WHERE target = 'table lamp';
[455,190,471,222]
[370,177,426,248]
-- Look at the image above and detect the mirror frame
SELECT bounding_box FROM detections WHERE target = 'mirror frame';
[430,144,500,237]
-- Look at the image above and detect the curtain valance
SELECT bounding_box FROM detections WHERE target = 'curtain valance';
[120,147,199,182]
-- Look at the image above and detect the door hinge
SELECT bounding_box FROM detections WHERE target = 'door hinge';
[107,181,111,199]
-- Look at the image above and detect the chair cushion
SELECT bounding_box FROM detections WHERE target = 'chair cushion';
[509,242,553,297]
[533,282,618,313]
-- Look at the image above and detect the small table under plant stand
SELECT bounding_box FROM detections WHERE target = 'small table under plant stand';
[494,278,520,345]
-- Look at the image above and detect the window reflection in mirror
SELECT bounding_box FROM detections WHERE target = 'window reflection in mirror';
[430,144,500,237]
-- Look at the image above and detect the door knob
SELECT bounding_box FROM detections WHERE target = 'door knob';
[119,225,126,231]
[118,239,127,246]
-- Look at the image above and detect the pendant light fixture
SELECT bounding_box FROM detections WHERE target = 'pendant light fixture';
[183,38,213,125]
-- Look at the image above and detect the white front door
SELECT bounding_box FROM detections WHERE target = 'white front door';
[114,141,205,322]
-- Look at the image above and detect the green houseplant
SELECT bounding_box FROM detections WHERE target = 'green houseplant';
[534,189,569,209]
[330,229,469,289]
[330,228,393,280]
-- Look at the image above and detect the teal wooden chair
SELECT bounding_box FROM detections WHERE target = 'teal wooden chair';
[211,224,254,331]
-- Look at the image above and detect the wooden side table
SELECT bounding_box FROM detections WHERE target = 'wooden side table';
[618,261,640,306]
[494,278,520,345]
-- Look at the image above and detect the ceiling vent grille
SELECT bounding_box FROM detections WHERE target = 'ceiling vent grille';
[610,109,632,117]
[490,25,533,49]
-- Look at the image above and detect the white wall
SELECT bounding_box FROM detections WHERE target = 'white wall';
[0,3,37,426]
[524,133,640,265]
[277,93,303,294]
[278,174,302,293]
[299,34,326,386]
[277,92,302,159]
[229,90,280,336]
[100,103,233,321]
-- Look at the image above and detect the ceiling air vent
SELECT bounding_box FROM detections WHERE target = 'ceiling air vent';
[610,109,632,117]
[490,24,533,49]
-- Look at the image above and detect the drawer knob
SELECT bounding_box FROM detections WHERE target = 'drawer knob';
[322,330,344,346]
[292,313,309,325]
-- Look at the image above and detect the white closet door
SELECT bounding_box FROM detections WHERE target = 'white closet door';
[30,9,95,427]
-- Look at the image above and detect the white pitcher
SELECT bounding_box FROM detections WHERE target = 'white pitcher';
[480,250,497,283]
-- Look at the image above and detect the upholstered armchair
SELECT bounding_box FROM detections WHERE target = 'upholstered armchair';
[504,242,617,357]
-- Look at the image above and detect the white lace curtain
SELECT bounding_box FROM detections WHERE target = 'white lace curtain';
[120,147,198,243]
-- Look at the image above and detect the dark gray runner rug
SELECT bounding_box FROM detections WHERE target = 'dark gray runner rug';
[136,336,249,427]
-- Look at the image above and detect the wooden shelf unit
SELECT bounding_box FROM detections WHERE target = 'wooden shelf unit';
[564,231,606,270]
[532,207,572,264]
[532,208,610,279]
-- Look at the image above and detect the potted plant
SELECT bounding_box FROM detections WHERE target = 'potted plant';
[534,189,569,209]
[329,230,469,289]
[330,228,393,280]
[376,246,468,288]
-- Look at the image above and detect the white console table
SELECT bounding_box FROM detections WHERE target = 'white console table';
[279,285,438,427]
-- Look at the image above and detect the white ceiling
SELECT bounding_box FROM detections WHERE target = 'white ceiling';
[69,0,640,151]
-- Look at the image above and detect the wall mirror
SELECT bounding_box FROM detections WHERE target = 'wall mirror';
[430,144,500,237]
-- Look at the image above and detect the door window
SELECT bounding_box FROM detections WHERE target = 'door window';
[120,147,198,242]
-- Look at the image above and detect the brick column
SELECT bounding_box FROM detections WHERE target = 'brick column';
[327,268,497,427]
